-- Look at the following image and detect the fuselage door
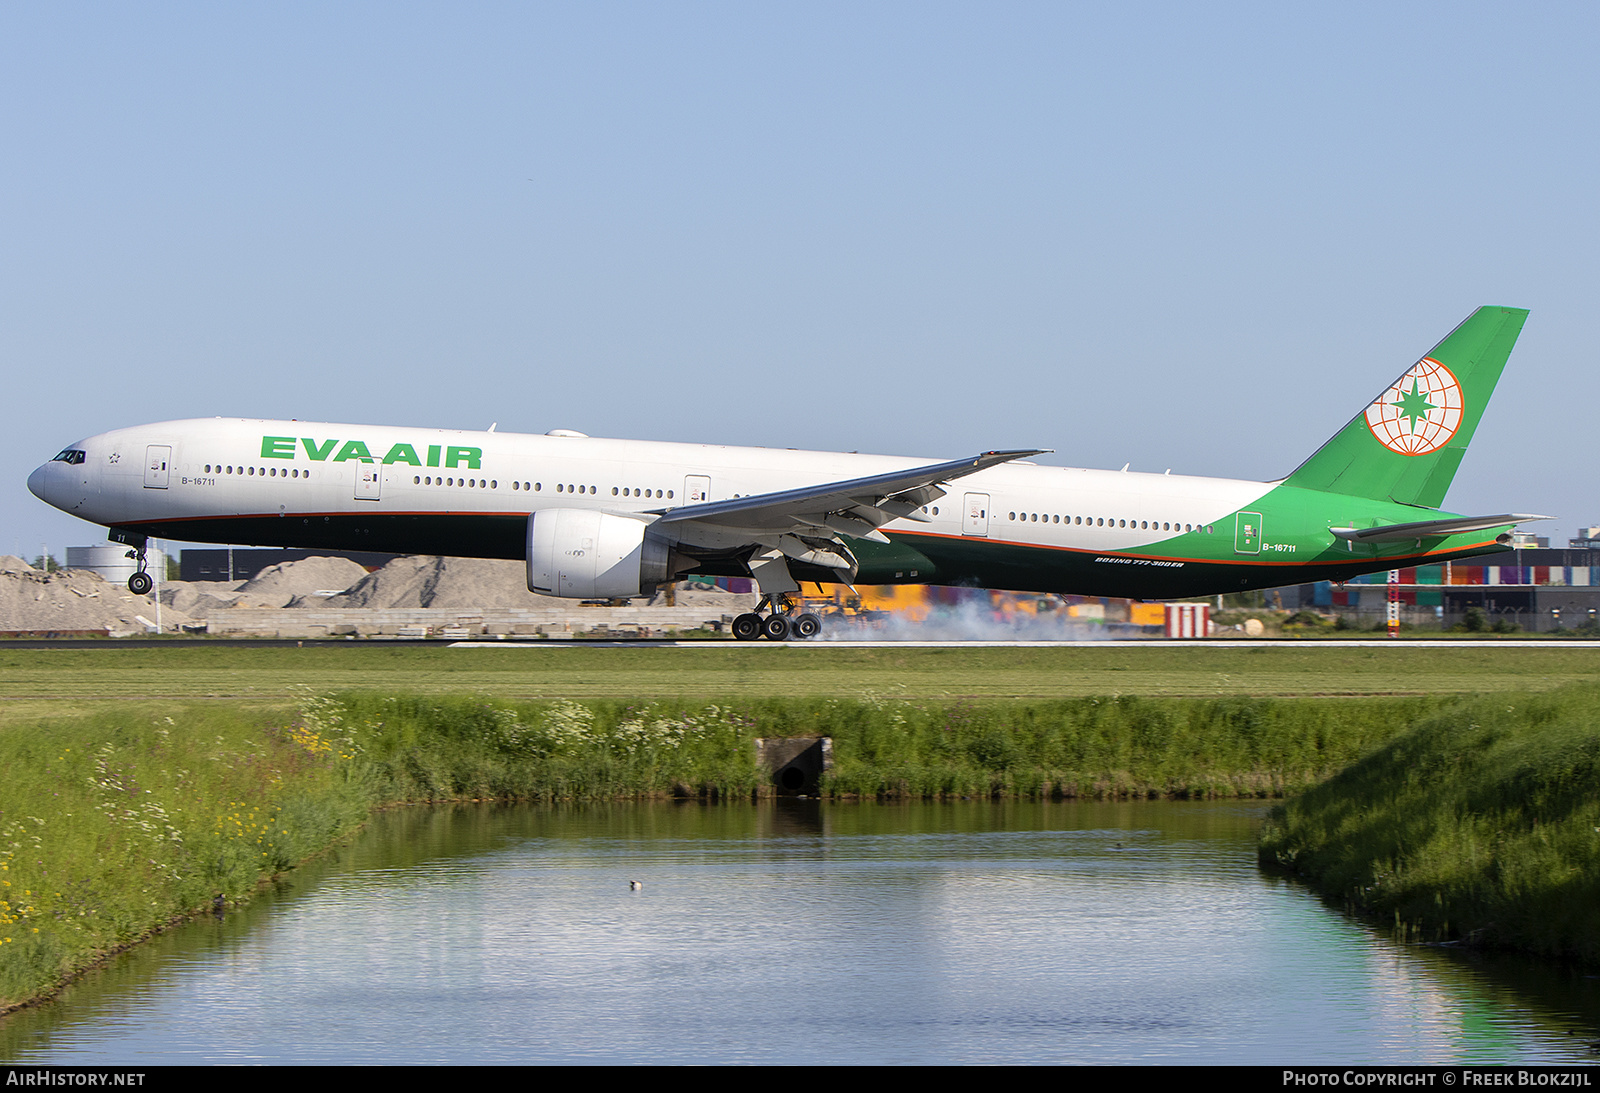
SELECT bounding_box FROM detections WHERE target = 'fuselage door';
[355,463,382,501]
[685,475,711,504]
[963,493,990,537]
[143,445,171,489]
[1234,511,1262,553]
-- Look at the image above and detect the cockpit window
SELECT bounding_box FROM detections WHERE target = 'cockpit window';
[53,449,86,465]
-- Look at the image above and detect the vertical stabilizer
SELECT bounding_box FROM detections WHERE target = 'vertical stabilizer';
[1281,306,1528,508]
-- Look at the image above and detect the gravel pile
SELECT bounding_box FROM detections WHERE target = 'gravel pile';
[0,566,197,634]
[2,552,759,630]
[321,556,531,609]
[238,556,372,608]
[322,555,760,611]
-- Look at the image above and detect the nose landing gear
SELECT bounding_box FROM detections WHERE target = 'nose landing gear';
[732,594,824,641]
[125,543,153,596]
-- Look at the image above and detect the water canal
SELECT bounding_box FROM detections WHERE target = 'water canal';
[3,800,1597,1065]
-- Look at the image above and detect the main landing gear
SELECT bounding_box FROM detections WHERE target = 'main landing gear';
[125,543,153,596]
[732,594,823,642]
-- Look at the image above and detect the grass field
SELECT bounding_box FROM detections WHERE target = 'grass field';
[3,642,1599,719]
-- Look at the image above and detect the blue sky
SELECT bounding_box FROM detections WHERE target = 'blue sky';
[5,2,1597,559]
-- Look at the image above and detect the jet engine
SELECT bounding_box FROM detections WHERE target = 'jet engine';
[526,509,677,599]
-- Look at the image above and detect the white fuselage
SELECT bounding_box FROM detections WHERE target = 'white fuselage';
[28,417,1267,557]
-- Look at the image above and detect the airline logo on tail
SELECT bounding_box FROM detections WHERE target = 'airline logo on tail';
[1364,357,1463,456]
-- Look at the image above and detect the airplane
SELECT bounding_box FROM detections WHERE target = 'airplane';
[28,305,1545,640]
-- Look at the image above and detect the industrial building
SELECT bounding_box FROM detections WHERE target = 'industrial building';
[1283,544,1600,633]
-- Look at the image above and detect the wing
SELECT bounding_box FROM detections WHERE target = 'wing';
[649,449,1047,586]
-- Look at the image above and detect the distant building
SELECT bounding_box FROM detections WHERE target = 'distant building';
[1281,546,1600,631]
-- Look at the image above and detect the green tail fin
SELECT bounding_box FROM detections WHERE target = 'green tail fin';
[1282,305,1528,509]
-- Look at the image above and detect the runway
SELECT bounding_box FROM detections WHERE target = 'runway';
[6,636,1599,650]
[447,638,1600,649]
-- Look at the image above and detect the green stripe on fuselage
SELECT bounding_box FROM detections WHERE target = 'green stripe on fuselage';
[865,480,1512,597]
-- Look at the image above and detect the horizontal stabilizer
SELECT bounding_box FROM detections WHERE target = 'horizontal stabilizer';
[1330,513,1549,543]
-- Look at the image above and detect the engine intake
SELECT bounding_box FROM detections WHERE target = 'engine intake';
[526,509,676,599]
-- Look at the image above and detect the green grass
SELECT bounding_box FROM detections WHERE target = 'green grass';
[0,696,374,1008]
[2,642,1598,716]
[1259,685,1600,963]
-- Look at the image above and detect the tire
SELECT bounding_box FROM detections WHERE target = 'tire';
[761,614,791,641]
[792,613,822,639]
[732,613,763,641]
[128,571,153,596]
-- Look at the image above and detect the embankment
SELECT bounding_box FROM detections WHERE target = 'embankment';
[1259,687,1600,964]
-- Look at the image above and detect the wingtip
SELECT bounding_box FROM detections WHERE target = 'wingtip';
[978,448,1052,461]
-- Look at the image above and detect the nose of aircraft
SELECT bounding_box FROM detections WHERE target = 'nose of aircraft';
[28,459,72,513]
[28,460,55,504]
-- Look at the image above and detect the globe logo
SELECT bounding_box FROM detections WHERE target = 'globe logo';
[1364,357,1463,456]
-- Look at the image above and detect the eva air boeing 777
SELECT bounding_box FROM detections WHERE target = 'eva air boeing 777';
[29,306,1544,639]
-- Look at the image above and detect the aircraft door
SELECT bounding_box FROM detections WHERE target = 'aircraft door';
[1234,512,1262,553]
[963,493,990,537]
[355,464,382,501]
[143,445,171,489]
[684,475,711,504]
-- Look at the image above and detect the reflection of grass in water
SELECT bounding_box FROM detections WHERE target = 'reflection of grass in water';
[1,643,1599,716]
[1260,685,1600,965]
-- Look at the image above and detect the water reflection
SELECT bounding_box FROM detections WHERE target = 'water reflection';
[3,801,1597,1064]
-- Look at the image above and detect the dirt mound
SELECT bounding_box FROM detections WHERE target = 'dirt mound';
[320,556,532,609]
[0,552,758,629]
[235,556,373,608]
[319,555,762,611]
[0,567,196,634]
[159,580,246,617]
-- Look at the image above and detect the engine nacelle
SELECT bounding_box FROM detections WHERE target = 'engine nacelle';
[526,509,675,599]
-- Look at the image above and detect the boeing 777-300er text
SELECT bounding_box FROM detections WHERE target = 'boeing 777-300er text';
[29,306,1545,639]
